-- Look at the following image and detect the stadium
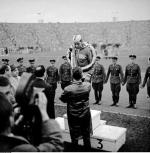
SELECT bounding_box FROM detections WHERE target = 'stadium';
[0,0,150,152]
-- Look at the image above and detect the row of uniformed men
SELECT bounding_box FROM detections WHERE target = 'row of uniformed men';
[1,55,150,109]
[92,54,150,109]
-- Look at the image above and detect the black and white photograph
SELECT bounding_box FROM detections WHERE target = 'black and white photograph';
[0,0,150,152]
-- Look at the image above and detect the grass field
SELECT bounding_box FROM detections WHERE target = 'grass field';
[1,51,150,152]
[1,52,150,116]
[1,20,150,152]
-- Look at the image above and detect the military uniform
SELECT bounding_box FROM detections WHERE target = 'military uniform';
[26,66,36,74]
[123,62,141,108]
[17,65,26,76]
[105,62,124,105]
[142,66,150,98]
[46,65,59,103]
[91,62,106,104]
[59,59,72,90]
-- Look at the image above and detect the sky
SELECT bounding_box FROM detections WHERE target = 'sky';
[0,0,150,23]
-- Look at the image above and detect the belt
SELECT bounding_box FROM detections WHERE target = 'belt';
[129,75,137,77]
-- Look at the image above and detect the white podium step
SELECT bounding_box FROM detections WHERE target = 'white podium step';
[92,125,127,152]
[55,117,126,152]
[63,109,102,131]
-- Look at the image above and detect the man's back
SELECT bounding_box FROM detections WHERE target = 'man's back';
[60,81,91,117]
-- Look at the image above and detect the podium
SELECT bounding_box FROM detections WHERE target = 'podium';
[56,109,127,152]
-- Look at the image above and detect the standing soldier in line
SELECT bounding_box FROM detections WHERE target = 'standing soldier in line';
[105,56,124,106]
[141,57,150,100]
[17,57,26,76]
[91,56,106,105]
[46,59,59,104]
[59,56,72,90]
[122,54,141,109]
[26,58,36,74]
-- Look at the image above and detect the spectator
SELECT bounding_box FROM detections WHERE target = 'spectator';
[0,91,64,151]
[17,57,26,76]
[0,65,11,78]
[60,67,92,151]
[9,64,20,93]
[0,76,16,105]
[32,65,55,119]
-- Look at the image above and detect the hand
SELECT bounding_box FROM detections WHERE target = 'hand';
[58,81,61,84]
[140,84,143,89]
[104,80,107,84]
[35,92,49,122]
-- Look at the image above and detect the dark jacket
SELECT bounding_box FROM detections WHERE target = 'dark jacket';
[124,63,141,84]
[91,63,106,83]
[142,66,150,87]
[60,80,92,139]
[0,120,64,152]
[26,66,36,74]
[59,62,72,82]
[46,66,59,84]
[31,78,55,119]
[105,64,124,84]
[17,65,26,76]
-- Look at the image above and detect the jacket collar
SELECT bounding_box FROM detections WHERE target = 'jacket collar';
[72,80,82,85]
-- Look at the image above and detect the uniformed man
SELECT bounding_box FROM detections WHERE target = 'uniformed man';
[26,58,36,74]
[46,59,59,103]
[141,57,150,99]
[17,57,26,76]
[122,54,141,109]
[67,35,96,82]
[2,59,9,65]
[91,56,106,105]
[59,56,72,90]
[105,56,124,106]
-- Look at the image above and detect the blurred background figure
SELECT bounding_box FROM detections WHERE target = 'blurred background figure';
[0,65,11,78]
[9,64,20,94]
[141,57,150,100]
[32,65,55,119]
[26,58,36,74]
[2,58,9,66]
[0,76,16,106]
[17,57,26,76]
